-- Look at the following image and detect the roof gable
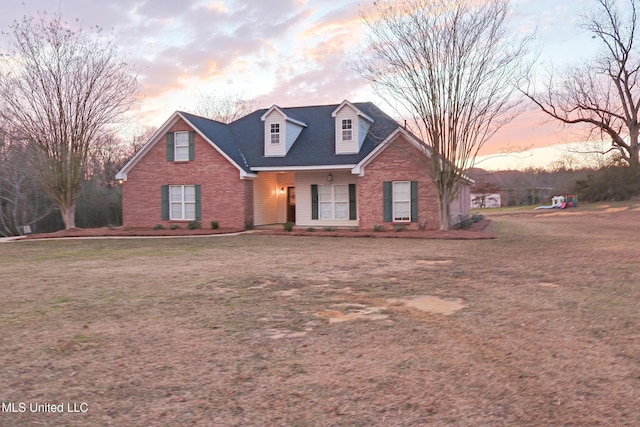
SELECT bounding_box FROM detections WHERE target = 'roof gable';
[331,100,375,123]
[115,111,255,181]
[260,105,307,127]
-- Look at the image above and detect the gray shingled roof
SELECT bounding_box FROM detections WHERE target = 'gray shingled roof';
[180,102,402,172]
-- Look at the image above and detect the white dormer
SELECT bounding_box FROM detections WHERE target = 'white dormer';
[261,105,307,157]
[331,100,374,155]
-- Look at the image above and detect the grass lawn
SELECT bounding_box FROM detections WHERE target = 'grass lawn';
[1,202,639,426]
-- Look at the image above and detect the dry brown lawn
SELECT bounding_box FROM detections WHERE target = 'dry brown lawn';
[1,202,640,426]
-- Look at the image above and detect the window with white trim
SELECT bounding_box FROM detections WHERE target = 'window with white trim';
[318,184,349,220]
[341,119,352,141]
[393,181,411,222]
[174,131,190,161]
[170,185,196,220]
[270,123,280,144]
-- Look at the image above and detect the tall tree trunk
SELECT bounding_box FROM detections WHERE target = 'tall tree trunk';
[59,203,76,229]
[438,199,452,231]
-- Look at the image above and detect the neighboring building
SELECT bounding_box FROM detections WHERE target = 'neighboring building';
[471,193,502,209]
[116,100,471,230]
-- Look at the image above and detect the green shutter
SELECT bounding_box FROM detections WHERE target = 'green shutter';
[311,185,318,220]
[411,181,418,222]
[195,184,201,220]
[383,181,392,222]
[161,185,169,220]
[189,131,195,161]
[166,133,174,161]
[349,184,357,220]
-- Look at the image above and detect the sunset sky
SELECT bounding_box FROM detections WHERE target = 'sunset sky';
[1,0,601,170]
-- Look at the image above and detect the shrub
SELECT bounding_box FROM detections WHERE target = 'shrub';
[187,220,201,230]
[471,213,484,223]
[323,227,336,232]
[373,224,385,232]
[306,227,316,232]
[153,224,165,230]
[210,221,219,230]
[283,222,294,232]
[453,213,484,230]
[393,224,407,232]
[170,224,180,230]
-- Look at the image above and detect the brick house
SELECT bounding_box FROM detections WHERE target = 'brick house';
[116,100,471,230]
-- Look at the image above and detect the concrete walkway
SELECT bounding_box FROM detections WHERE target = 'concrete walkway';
[0,236,24,242]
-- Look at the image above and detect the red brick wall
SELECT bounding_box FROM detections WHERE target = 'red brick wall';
[122,118,252,229]
[358,136,440,230]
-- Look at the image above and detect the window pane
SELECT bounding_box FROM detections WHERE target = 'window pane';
[184,203,196,220]
[175,146,189,161]
[183,186,195,202]
[335,202,349,219]
[170,186,182,201]
[171,203,182,220]
[318,185,332,201]
[393,182,410,201]
[319,202,332,219]
[175,132,189,146]
[394,201,410,221]
[334,185,348,202]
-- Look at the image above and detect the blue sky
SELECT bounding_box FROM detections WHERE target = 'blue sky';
[0,0,602,169]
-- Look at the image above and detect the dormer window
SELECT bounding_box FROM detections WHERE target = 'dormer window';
[341,119,352,141]
[270,123,280,144]
[332,100,374,155]
[261,104,307,157]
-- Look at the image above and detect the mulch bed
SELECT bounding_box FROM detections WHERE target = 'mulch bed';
[22,218,494,240]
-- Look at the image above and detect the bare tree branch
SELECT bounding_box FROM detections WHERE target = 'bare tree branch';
[525,0,640,168]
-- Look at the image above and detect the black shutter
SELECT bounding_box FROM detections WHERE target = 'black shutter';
[311,185,318,220]
[161,185,169,220]
[189,131,195,161]
[383,181,392,222]
[411,181,418,223]
[166,133,174,161]
[195,185,201,220]
[349,184,357,220]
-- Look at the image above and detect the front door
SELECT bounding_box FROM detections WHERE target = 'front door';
[287,186,296,223]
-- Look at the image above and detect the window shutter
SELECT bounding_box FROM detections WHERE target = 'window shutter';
[311,184,318,220]
[161,185,169,220]
[349,183,357,220]
[383,181,392,222]
[166,133,174,161]
[411,181,419,222]
[195,184,201,220]
[189,131,195,161]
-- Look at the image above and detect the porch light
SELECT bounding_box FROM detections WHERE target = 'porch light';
[327,173,333,182]
[280,187,285,195]
[117,179,124,185]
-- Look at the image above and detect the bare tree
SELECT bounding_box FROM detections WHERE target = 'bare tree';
[357,0,529,229]
[0,13,138,229]
[526,0,640,169]
[192,92,257,123]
